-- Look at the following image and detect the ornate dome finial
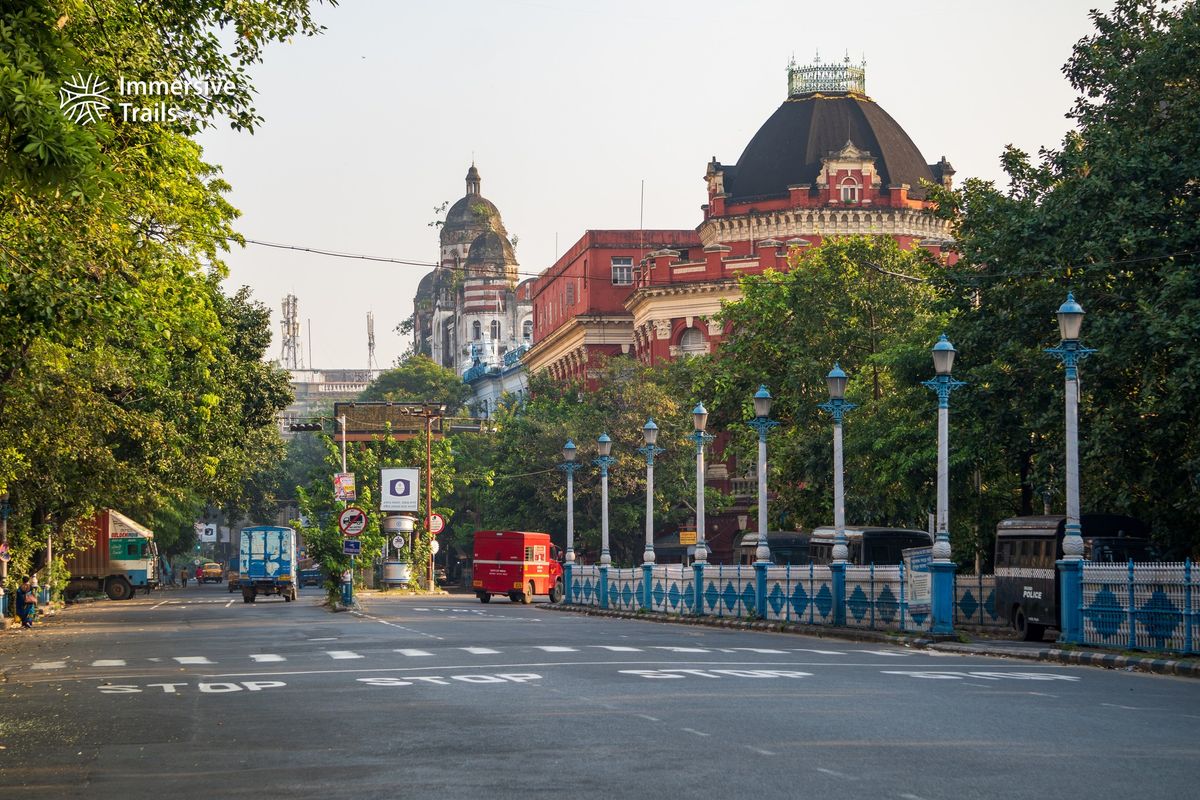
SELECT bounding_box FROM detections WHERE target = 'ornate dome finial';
[788,54,866,97]
[466,163,481,196]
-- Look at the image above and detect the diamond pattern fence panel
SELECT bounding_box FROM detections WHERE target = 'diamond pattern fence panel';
[1082,561,1196,654]
[763,564,835,625]
[571,565,602,608]
[607,568,643,612]
[954,573,1005,628]
[649,565,695,614]
[844,565,904,630]
[700,564,756,618]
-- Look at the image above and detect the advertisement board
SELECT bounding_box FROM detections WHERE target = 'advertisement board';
[380,468,419,511]
[904,545,932,612]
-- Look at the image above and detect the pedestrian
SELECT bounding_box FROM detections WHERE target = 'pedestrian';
[195,564,203,583]
[15,575,37,629]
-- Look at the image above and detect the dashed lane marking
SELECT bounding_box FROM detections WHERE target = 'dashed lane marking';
[32,662,67,670]
[349,610,443,640]
[249,654,285,662]
[533,646,577,652]
[91,659,126,667]
[325,650,363,660]
[791,648,846,655]
[590,646,642,652]
[681,728,711,737]
[861,650,911,657]
[650,646,710,653]
[173,657,214,665]
[460,647,500,655]
[746,746,776,756]
[396,649,434,657]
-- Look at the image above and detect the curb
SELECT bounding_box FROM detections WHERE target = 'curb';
[547,604,1200,678]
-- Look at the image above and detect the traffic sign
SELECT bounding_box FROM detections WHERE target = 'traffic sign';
[391,535,407,550]
[338,506,368,537]
[342,539,362,556]
[426,513,445,535]
[430,539,440,555]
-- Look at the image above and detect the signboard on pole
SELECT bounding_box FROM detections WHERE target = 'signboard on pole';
[426,513,445,536]
[380,468,419,511]
[338,506,368,537]
[903,546,932,612]
[678,530,697,546]
[391,535,407,550]
[200,523,217,543]
[342,539,362,556]
[334,472,357,502]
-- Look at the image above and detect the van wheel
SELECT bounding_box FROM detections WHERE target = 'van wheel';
[549,579,563,604]
[508,591,521,603]
[477,592,491,604]
[1015,608,1045,642]
[523,582,536,604]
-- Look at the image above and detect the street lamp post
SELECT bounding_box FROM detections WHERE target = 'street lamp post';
[1046,293,1095,643]
[637,419,665,609]
[689,403,715,613]
[593,434,615,609]
[922,334,966,635]
[747,386,779,618]
[557,440,584,603]
[818,364,856,626]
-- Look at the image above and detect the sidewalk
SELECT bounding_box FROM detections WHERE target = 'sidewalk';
[547,604,1200,679]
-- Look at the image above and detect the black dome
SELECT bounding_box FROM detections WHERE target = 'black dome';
[446,195,502,227]
[466,230,516,267]
[728,94,936,201]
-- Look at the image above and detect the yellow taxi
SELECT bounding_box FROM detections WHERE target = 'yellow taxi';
[200,562,224,583]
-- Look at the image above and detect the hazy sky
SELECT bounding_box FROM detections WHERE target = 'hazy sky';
[196,0,1115,370]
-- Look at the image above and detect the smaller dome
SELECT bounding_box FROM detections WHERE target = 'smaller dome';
[446,195,501,228]
[466,164,480,182]
[466,230,517,267]
[415,269,437,296]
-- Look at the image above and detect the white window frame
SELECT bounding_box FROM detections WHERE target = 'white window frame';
[611,257,633,286]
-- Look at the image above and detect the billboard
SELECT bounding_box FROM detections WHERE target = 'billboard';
[380,468,420,511]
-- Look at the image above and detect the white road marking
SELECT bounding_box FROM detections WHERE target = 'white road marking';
[746,746,776,756]
[816,768,855,780]
[533,646,577,652]
[349,610,443,640]
[151,600,171,610]
[681,728,711,737]
[325,650,363,660]
[91,659,126,667]
[900,793,931,800]
[861,650,911,657]
[396,649,434,657]
[591,646,642,652]
[650,646,710,653]
[32,661,67,670]
[249,654,285,663]
[461,647,500,655]
[731,648,788,654]
[1102,702,1146,710]
[308,637,337,642]
[173,657,214,665]
[636,714,661,722]
[791,648,846,655]
[225,599,235,608]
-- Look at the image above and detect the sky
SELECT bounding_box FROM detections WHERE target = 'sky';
[196,0,1116,370]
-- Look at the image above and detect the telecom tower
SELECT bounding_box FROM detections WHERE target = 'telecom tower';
[280,294,304,370]
[367,311,378,369]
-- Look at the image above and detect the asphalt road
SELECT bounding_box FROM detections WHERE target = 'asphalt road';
[1,581,1197,800]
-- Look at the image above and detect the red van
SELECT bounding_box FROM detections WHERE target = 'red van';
[472,530,564,604]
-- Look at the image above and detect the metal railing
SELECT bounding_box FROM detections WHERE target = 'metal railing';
[1081,560,1197,654]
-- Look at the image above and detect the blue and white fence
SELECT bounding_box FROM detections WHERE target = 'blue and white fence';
[953,573,1005,628]
[567,562,929,633]
[1080,560,1197,655]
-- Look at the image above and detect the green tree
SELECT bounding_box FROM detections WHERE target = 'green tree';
[929,0,1200,556]
[359,355,472,414]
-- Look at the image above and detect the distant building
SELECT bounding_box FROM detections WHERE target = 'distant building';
[413,165,534,416]
[279,368,382,436]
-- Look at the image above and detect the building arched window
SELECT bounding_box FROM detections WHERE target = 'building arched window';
[472,320,481,341]
[490,320,501,340]
[522,320,533,341]
[839,177,860,203]
[679,326,706,357]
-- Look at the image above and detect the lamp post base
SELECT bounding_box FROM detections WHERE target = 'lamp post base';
[930,562,956,635]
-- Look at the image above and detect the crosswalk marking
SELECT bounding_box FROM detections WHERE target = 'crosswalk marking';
[325,650,363,660]
[173,656,214,665]
[460,647,500,655]
[32,661,66,670]
[591,646,642,652]
[395,649,434,657]
[533,646,577,652]
[249,654,285,662]
[91,659,126,667]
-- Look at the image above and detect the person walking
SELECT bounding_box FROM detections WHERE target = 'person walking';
[15,576,37,629]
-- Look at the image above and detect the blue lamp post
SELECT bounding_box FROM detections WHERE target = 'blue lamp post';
[593,433,615,609]
[689,403,715,613]
[922,334,966,635]
[558,439,584,603]
[818,364,856,625]
[637,419,665,609]
[1046,293,1095,643]
[747,386,779,618]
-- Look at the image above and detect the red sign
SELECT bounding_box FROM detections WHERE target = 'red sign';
[426,513,445,535]
[338,506,368,537]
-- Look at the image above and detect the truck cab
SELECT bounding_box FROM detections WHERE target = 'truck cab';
[472,530,564,604]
